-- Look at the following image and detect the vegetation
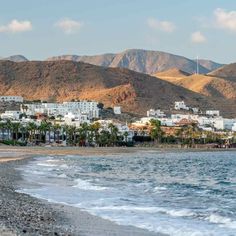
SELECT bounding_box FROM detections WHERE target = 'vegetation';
[0,120,131,147]
[0,118,234,148]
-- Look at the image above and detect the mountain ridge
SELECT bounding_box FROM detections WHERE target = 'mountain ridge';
[46,49,223,75]
[0,60,235,116]
[1,49,224,75]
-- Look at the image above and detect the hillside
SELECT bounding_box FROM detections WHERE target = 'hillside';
[154,68,191,77]
[0,60,235,116]
[155,71,236,101]
[198,59,224,71]
[0,55,28,62]
[208,63,236,79]
[47,49,216,74]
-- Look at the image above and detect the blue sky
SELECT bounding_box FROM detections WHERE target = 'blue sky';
[1,0,236,63]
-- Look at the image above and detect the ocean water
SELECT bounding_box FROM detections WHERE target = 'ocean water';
[17,151,236,236]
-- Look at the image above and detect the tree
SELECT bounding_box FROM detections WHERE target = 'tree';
[123,131,129,143]
[108,123,119,146]
[0,122,6,141]
[11,122,21,142]
[98,130,110,146]
[52,123,61,143]
[38,121,51,143]
[27,122,38,143]
[90,122,101,146]
[97,103,104,109]
[149,119,163,144]
[6,120,12,140]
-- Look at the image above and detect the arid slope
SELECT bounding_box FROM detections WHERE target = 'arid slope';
[0,60,234,116]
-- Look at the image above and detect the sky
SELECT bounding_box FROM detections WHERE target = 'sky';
[1,0,236,63]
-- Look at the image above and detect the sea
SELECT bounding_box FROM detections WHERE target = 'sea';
[17,150,236,236]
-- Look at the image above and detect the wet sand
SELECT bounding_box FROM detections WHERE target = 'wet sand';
[0,147,166,236]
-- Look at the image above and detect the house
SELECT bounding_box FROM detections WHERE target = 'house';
[206,110,220,117]
[0,96,23,103]
[232,123,236,132]
[21,101,100,119]
[64,112,90,127]
[147,109,165,118]
[114,106,121,115]
[174,101,189,110]
[0,111,21,120]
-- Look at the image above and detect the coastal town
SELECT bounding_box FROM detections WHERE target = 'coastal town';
[0,95,236,148]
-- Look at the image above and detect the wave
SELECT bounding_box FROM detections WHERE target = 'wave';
[206,214,236,229]
[37,163,58,167]
[72,179,109,191]
[87,205,195,218]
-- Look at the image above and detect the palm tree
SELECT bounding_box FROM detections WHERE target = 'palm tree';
[98,130,110,147]
[123,131,129,143]
[27,122,38,144]
[90,122,101,146]
[52,123,61,143]
[108,123,119,146]
[149,119,163,144]
[38,121,51,143]
[19,124,27,143]
[0,122,6,141]
[6,120,12,140]
[11,122,21,143]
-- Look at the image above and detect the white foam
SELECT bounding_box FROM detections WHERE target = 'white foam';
[58,173,67,178]
[37,163,58,167]
[166,209,195,217]
[72,179,108,191]
[90,205,162,213]
[87,205,195,218]
[59,164,69,169]
[154,186,167,191]
[207,214,236,229]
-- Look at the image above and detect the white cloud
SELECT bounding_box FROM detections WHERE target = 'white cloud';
[55,18,83,34]
[214,8,236,32]
[0,20,32,33]
[191,31,206,43]
[147,18,176,33]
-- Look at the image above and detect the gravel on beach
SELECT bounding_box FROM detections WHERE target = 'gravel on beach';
[0,155,164,236]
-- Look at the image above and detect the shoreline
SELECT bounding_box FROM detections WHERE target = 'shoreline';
[0,149,166,236]
[0,145,235,157]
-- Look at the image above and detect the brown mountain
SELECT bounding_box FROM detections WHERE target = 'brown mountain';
[0,60,235,116]
[154,65,236,116]
[208,63,236,79]
[154,68,191,77]
[198,59,224,71]
[47,49,219,74]
[0,55,28,62]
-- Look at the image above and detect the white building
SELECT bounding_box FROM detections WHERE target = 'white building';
[174,101,189,110]
[212,117,236,130]
[0,96,23,103]
[96,119,134,141]
[114,106,121,115]
[1,111,21,120]
[206,110,220,117]
[64,112,90,127]
[21,101,100,119]
[147,109,165,118]
[159,118,175,127]
[232,123,236,132]
[192,107,199,114]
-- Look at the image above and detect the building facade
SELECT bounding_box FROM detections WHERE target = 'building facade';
[0,96,23,103]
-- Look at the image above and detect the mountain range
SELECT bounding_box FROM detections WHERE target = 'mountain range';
[155,64,236,101]
[1,49,224,75]
[0,60,235,117]
[47,49,224,75]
